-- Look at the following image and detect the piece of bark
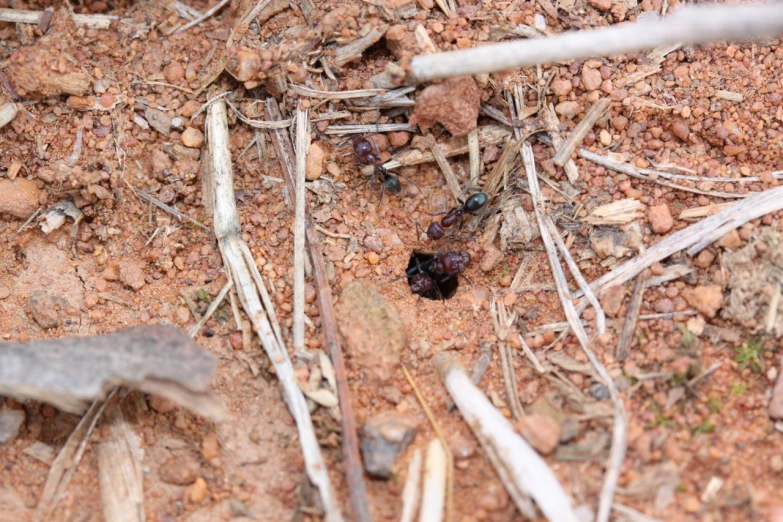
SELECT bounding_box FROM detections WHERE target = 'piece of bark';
[0,325,226,420]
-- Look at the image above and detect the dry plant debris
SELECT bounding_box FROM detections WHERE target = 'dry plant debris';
[0,326,225,420]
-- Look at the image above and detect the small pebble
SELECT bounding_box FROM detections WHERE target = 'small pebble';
[0,285,10,299]
[187,477,208,503]
[648,204,673,234]
[163,62,185,84]
[181,127,204,148]
[306,142,325,181]
[175,306,190,325]
[515,414,561,455]
[367,252,380,265]
[201,434,221,461]
[159,455,200,485]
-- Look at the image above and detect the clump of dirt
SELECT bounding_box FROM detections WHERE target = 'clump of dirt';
[722,227,783,337]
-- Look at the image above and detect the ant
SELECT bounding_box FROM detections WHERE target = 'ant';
[406,250,471,300]
[425,192,490,242]
[353,136,421,199]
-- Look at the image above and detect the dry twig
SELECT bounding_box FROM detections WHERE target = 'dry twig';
[541,103,579,184]
[420,439,447,522]
[0,7,118,28]
[405,3,783,84]
[293,107,309,352]
[588,185,783,297]
[524,142,626,522]
[431,141,462,202]
[554,99,610,167]
[171,0,229,34]
[401,449,423,522]
[432,354,579,521]
[265,99,368,522]
[616,273,647,361]
[206,98,342,522]
[490,298,524,420]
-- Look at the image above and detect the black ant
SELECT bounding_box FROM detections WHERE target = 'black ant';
[406,250,471,300]
[425,192,489,242]
[353,136,421,199]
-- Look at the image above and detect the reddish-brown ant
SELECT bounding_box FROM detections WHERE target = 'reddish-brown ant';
[425,192,489,242]
[353,136,421,198]
[406,249,471,300]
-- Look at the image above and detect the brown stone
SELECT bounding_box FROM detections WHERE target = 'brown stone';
[409,76,481,137]
[648,204,673,234]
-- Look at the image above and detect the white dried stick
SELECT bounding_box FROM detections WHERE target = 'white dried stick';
[407,3,783,84]
[588,185,783,296]
[0,7,119,28]
[293,107,309,351]
[400,449,423,522]
[419,439,447,522]
[432,353,579,522]
[524,142,626,522]
[205,98,342,522]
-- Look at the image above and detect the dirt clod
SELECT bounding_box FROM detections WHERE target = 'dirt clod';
[682,285,723,318]
[409,76,481,137]
[119,260,147,290]
[337,281,407,382]
[0,179,41,219]
[28,291,63,329]
[8,46,91,97]
[159,455,201,485]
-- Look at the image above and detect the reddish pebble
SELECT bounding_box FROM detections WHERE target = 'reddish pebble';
[648,204,673,234]
[163,62,185,84]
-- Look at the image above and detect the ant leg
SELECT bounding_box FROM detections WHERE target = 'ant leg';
[388,170,422,195]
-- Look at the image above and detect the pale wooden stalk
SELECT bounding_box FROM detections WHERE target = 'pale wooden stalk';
[406,3,783,84]
[419,439,447,522]
[431,141,462,201]
[324,123,415,134]
[206,99,342,522]
[467,129,480,185]
[588,185,783,297]
[334,24,390,66]
[432,353,579,521]
[523,142,626,522]
[545,219,606,335]
[579,149,746,199]
[542,104,579,183]
[0,7,118,28]
[553,99,610,167]
[188,280,233,338]
[171,0,229,34]
[400,449,423,522]
[97,404,144,522]
[364,125,512,175]
[293,107,309,352]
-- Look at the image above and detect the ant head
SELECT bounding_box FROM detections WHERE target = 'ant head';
[426,222,446,240]
[384,175,402,194]
[464,192,488,212]
[409,272,434,294]
[354,138,373,157]
[440,250,470,274]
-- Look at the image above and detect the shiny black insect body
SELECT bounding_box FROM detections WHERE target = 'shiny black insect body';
[353,136,420,198]
[426,192,489,242]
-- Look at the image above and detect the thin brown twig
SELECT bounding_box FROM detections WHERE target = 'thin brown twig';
[490,297,524,420]
[265,98,371,522]
[616,273,647,361]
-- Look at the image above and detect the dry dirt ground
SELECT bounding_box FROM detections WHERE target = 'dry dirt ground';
[2,0,783,521]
